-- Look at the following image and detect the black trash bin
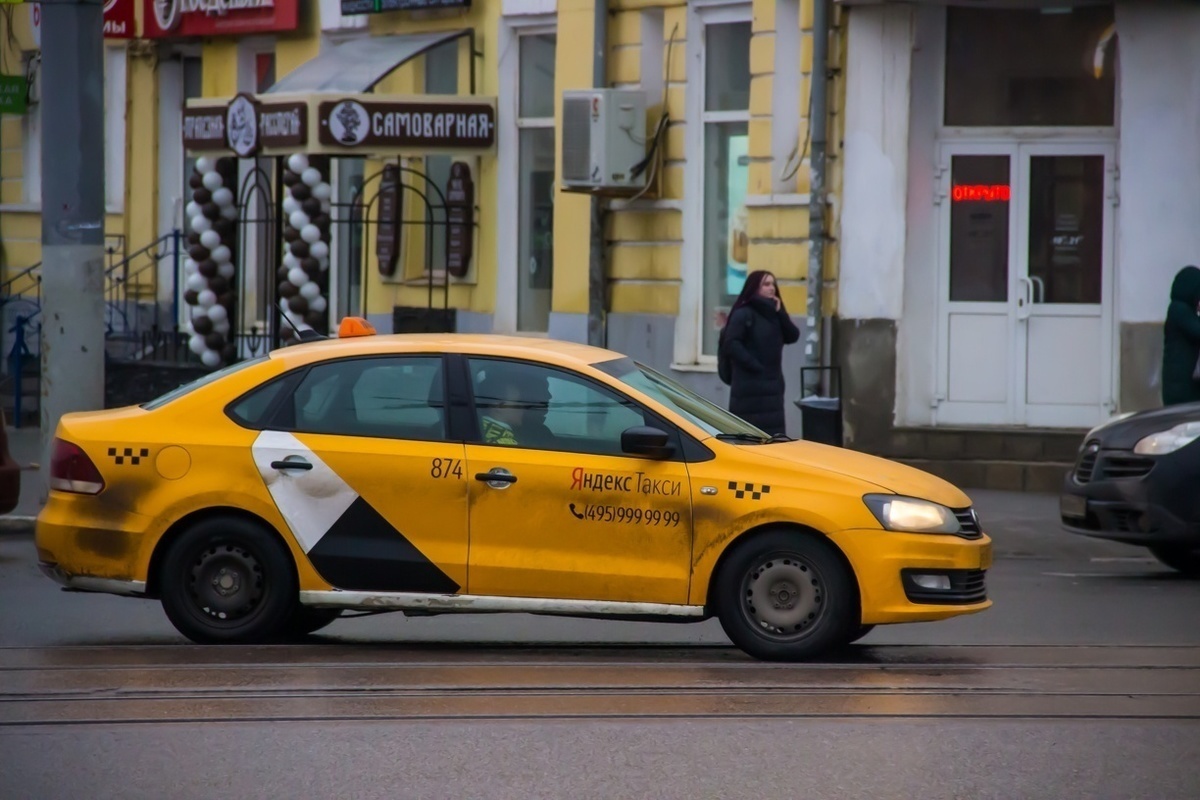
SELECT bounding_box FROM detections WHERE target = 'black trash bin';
[794,367,843,447]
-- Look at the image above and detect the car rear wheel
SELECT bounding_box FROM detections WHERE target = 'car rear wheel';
[160,517,298,644]
[713,530,857,662]
[1148,546,1200,577]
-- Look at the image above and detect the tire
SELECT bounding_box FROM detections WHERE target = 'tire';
[713,530,858,662]
[284,607,342,639]
[1148,546,1200,577]
[159,516,298,644]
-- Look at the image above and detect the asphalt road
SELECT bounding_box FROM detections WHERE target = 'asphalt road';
[1,490,1198,799]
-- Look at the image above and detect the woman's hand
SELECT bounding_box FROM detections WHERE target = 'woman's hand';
[773,296,781,312]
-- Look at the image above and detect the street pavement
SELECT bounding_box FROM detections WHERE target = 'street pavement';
[1,428,1198,798]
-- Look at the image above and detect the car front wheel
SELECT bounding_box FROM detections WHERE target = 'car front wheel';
[713,530,857,662]
[160,516,298,644]
[1148,546,1200,577]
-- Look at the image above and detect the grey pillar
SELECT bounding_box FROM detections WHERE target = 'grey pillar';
[39,0,107,496]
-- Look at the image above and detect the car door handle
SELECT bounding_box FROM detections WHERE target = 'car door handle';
[475,469,517,485]
[271,459,313,472]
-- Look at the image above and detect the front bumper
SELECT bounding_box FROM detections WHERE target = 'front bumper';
[827,528,993,625]
[1059,453,1200,547]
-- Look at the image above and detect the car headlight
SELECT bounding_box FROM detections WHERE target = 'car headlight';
[1133,421,1200,455]
[862,494,962,534]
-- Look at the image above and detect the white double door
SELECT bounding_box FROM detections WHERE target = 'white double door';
[935,141,1116,429]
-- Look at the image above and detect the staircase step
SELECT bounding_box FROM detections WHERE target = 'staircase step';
[879,426,1087,464]
[893,458,1071,494]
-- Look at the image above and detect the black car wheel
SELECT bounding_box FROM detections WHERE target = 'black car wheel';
[1148,546,1200,577]
[713,530,857,662]
[845,624,876,645]
[284,607,343,638]
[160,516,298,644]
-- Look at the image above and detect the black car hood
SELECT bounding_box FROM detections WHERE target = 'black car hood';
[1089,401,1200,450]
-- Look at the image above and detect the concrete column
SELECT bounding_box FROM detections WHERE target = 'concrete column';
[39,0,107,495]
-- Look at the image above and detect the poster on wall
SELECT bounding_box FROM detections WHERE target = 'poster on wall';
[725,134,750,296]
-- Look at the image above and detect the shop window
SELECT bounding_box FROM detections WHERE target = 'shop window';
[701,21,752,356]
[949,155,1010,303]
[517,33,557,332]
[335,158,365,319]
[944,6,1116,127]
[424,41,458,274]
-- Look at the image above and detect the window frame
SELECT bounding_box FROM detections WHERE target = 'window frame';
[457,355,689,461]
[105,45,127,213]
[677,1,754,369]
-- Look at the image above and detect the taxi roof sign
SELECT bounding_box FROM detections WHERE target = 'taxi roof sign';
[338,317,377,338]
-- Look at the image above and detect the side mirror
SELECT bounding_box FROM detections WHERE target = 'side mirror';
[621,425,676,459]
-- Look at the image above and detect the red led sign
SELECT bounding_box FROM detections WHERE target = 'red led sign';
[952,184,1011,202]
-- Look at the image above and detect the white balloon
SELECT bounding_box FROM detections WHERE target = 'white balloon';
[312,182,333,201]
[201,349,222,368]
[207,304,228,323]
[185,201,200,220]
[299,281,321,300]
[287,154,309,174]
[184,319,195,336]
[196,157,213,174]
[214,319,230,336]
[310,295,327,313]
[282,252,299,270]
[189,334,207,355]
[282,197,299,216]
[301,224,322,244]
[309,241,329,260]
[202,171,223,191]
[198,289,217,308]
[220,205,239,221]
[288,267,309,287]
[191,215,212,234]
[186,274,207,293]
[302,167,322,187]
[217,262,235,279]
[184,258,198,275]
[212,187,234,208]
[200,230,221,250]
[289,211,309,231]
[211,245,232,264]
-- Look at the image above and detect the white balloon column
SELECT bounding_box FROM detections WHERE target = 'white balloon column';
[277,153,332,342]
[183,157,239,369]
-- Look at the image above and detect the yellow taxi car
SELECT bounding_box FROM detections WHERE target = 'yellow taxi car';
[36,319,992,661]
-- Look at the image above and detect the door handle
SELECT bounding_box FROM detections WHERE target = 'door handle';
[1030,276,1045,304]
[475,468,517,487]
[271,458,313,472]
[1016,277,1032,321]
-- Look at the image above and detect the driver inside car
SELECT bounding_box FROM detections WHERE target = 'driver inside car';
[477,371,554,448]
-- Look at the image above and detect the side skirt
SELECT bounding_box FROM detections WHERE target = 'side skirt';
[300,590,707,619]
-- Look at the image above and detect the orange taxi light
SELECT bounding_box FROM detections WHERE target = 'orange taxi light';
[337,316,377,338]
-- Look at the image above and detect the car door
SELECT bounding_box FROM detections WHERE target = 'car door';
[246,354,468,594]
[460,356,693,605]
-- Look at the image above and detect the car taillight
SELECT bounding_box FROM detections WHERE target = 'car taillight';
[50,438,105,495]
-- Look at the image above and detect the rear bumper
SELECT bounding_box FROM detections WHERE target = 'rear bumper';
[34,492,156,587]
[37,561,146,596]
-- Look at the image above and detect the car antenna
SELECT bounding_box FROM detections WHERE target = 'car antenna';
[278,309,328,343]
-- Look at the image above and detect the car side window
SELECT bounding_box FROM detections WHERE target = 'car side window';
[274,356,447,441]
[468,358,647,456]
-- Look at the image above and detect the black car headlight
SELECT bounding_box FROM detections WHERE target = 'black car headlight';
[863,494,962,534]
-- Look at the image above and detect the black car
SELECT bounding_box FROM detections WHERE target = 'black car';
[1060,401,1200,576]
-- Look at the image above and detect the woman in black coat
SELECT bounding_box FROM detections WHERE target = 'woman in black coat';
[722,270,801,435]
[1162,265,1200,406]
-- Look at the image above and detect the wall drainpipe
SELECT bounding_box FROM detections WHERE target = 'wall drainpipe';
[587,0,610,348]
[806,0,832,395]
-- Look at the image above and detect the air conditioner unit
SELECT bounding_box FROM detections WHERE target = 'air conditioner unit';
[561,88,647,194]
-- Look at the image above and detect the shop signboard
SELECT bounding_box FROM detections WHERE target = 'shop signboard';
[143,0,299,39]
[341,0,471,14]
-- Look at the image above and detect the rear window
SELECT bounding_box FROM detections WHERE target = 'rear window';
[141,356,270,411]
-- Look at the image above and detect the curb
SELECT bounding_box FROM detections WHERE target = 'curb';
[0,516,36,536]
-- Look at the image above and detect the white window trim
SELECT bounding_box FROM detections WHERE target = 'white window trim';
[496,15,556,335]
[771,0,801,195]
[105,46,127,214]
[20,53,42,208]
[676,1,753,368]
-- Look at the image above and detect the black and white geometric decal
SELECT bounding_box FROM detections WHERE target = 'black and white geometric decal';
[250,431,460,594]
[183,156,240,369]
[277,153,332,343]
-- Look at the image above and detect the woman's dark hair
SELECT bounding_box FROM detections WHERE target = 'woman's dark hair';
[730,270,777,315]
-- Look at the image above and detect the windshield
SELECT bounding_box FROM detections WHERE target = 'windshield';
[141,355,270,410]
[594,357,768,439]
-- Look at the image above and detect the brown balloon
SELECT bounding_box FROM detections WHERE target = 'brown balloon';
[287,295,309,315]
[193,188,212,205]
[277,266,292,281]
[282,170,300,187]
[283,227,300,243]
[205,332,225,350]
[183,289,199,306]
[191,315,213,335]
[278,280,298,299]
[289,241,310,259]
[208,276,230,295]
[304,310,326,328]
[202,202,221,220]
[188,245,210,261]
[302,257,321,276]
[301,197,322,216]
[198,260,217,278]
[291,183,311,202]
[213,219,236,239]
